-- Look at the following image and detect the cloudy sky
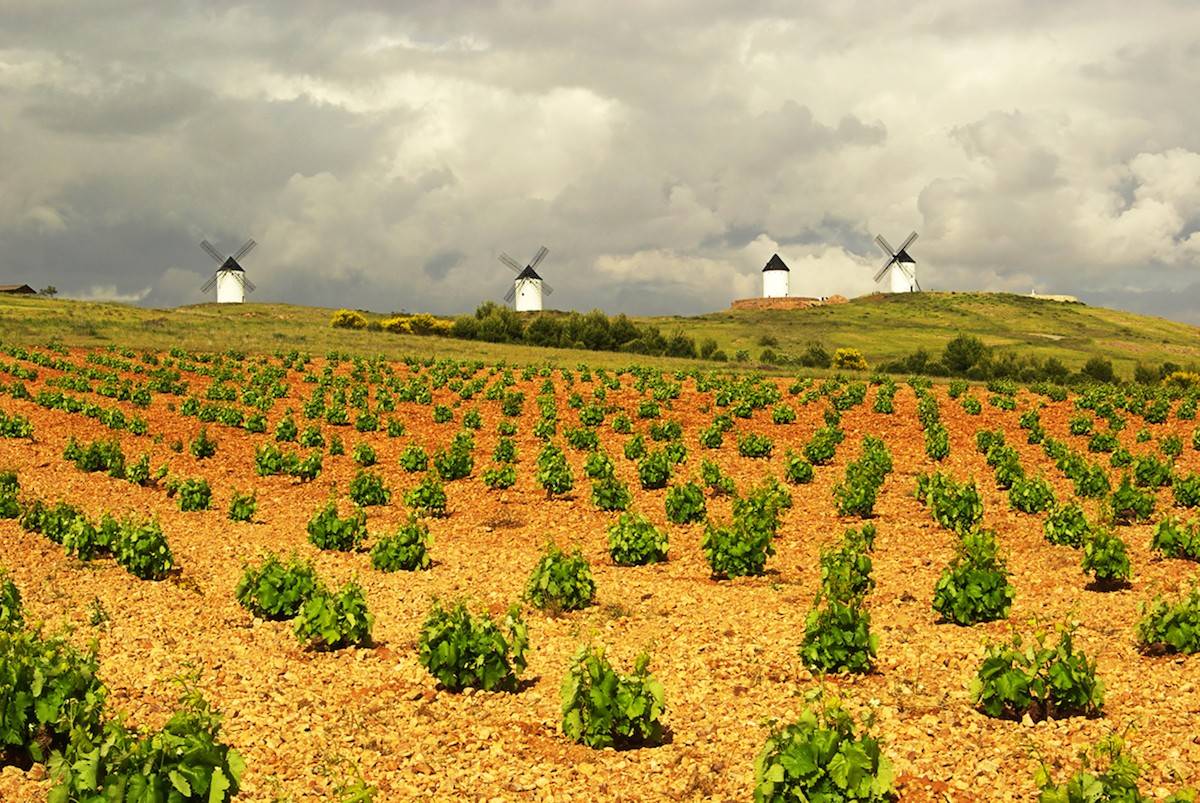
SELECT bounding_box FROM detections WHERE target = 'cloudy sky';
[2,1,1198,322]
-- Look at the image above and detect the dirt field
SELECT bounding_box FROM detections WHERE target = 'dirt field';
[1,349,1197,801]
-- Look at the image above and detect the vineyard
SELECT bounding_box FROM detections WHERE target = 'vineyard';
[0,341,1198,801]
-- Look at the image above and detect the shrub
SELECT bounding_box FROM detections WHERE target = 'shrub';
[972,622,1104,721]
[352,442,377,467]
[665,482,706,524]
[405,475,447,516]
[370,516,432,572]
[306,501,367,551]
[235,553,321,619]
[535,444,574,496]
[114,517,174,580]
[399,444,429,472]
[482,464,517,489]
[1082,528,1132,587]
[924,423,950,461]
[560,646,665,749]
[833,462,882,519]
[804,427,841,465]
[784,452,814,485]
[294,581,373,650]
[591,474,631,511]
[1137,582,1200,655]
[637,449,672,490]
[228,490,257,522]
[0,569,22,630]
[189,427,217,459]
[738,432,774,459]
[1134,454,1172,488]
[0,629,106,765]
[330,309,367,329]
[1044,502,1090,548]
[1035,734,1173,803]
[172,477,211,512]
[526,543,595,611]
[753,694,895,803]
[818,530,874,604]
[298,425,324,448]
[348,469,391,506]
[433,444,473,481]
[833,348,869,371]
[274,414,297,442]
[771,404,796,425]
[607,512,668,566]
[1173,472,1200,508]
[418,600,528,691]
[1008,475,1055,514]
[702,518,775,579]
[920,473,984,534]
[1150,517,1200,560]
[931,530,1015,625]
[1111,474,1155,524]
[799,598,877,674]
[624,433,647,461]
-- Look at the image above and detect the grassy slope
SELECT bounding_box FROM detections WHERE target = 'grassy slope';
[0,292,1196,375]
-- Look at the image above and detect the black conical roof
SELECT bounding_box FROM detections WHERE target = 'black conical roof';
[219,257,245,273]
[516,265,542,281]
[762,253,789,272]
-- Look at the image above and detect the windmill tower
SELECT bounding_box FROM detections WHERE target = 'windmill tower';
[761,254,790,298]
[873,232,920,293]
[499,246,553,312]
[200,238,258,303]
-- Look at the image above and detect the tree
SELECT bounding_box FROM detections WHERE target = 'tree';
[942,334,986,374]
[39,286,57,297]
[1081,356,1116,384]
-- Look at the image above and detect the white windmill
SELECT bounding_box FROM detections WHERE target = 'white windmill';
[499,246,553,312]
[873,231,920,293]
[761,253,790,298]
[200,238,258,303]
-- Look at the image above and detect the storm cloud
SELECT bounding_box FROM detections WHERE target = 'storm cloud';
[1,1,1197,322]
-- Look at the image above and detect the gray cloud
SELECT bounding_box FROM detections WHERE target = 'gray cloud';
[0,1,1197,321]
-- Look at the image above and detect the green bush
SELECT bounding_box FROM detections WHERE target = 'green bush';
[924,423,950,461]
[48,685,244,803]
[526,543,595,611]
[783,452,814,485]
[352,442,376,467]
[833,462,881,518]
[0,569,20,630]
[189,427,217,459]
[560,646,665,749]
[1082,528,1132,586]
[931,530,1015,625]
[1173,472,1200,508]
[235,552,321,620]
[1111,473,1155,524]
[753,694,895,803]
[818,530,875,604]
[417,600,528,691]
[274,414,297,442]
[972,623,1103,721]
[1044,503,1090,548]
[623,433,646,461]
[405,475,447,516]
[591,474,631,511]
[637,449,672,490]
[1134,454,1172,488]
[702,516,775,579]
[227,490,257,522]
[1008,475,1055,514]
[607,512,668,566]
[919,472,984,534]
[294,581,373,650]
[1150,517,1200,560]
[370,516,432,572]
[348,469,391,507]
[1036,733,1197,803]
[399,444,429,472]
[114,517,174,580]
[583,450,614,480]
[0,629,106,765]
[799,598,877,675]
[700,459,736,496]
[306,501,367,551]
[738,432,774,459]
[534,443,574,496]
[433,444,473,481]
[483,464,517,489]
[665,481,706,524]
[1137,582,1200,655]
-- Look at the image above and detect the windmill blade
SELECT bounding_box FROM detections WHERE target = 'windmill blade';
[200,239,225,264]
[240,275,257,293]
[542,282,554,295]
[503,284,516,303]
[233,238,257,261]
[874,234,896,257]
[529,246,549,270]
[499,253,523,273]
[898,231,919,253]
[873,260,894,283]
[201,272,218,293]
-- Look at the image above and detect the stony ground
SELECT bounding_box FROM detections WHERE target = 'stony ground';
[1,351,1197,801]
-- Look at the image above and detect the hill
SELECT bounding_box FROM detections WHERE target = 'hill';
[0,291,1196,377]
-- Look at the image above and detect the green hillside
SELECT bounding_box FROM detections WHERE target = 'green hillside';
[0,291,1196,377]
